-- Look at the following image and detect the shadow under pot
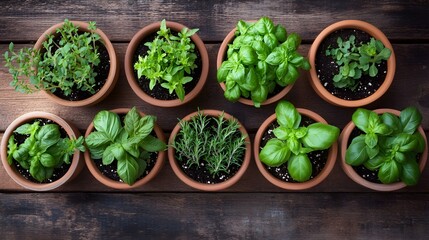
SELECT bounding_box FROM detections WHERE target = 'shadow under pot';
[33,20,119,107]
[0,111,84,191]
[308,20,396,107]
[168,109,251,191]
[84,108,166,190]
[254,105,338,190]
[124,20,209,107]
[339,108,428,191]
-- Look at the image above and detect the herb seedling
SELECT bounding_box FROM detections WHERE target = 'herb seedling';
[85,107,166,185]
[3,19,102,96]
[7,120,85,182]
[259,101,339,182]
[345,107,425,185]
[325,35,391,90]
[171,111,247,177]
[217,17,310,108]
[134,19,199,101]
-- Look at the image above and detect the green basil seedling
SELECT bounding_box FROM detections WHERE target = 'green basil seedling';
[345,107,425,185]
[217,17,310,108]
[85,107,166,185]
[259,101,339,182]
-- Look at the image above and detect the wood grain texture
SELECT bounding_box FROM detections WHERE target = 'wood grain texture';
[1,192,428,239]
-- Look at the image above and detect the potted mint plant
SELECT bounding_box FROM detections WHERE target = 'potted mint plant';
[254,100,339,190]
[3,19,119,107]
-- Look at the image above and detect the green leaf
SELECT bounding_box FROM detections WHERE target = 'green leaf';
[241,68,258,91]
[224,84,241,102]
[378,161,400,184]
[117,154,140,185]
[85,131,112,148]
[251,85,268,107]
[273,126,290,141]
[345,135,369,166]
[381,112,402,134]
[352,108,373,133]
[37,124,61,151]
[7,137,18,165]
[365,133,378,149]
[239,46,257,65]
[29,160,48,182]
[400,107,422,134]
[401,160,420,186]
[102,143,120,165]
[274,25,287,42]
[259,138,290,167]
[275,100,301,129]
[288,154,312,182]
[93,110,122,141]
[363,155,385,171]
[40,153,57,168]
[302,123,339,150]
[265,50,283,65]
[140,135,166,152]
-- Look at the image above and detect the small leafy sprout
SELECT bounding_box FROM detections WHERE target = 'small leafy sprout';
[3,19,102,97]
[217,17,310,108]
[171,111,247,177]
[259,101,339,182]
[7,120,85,182]
[345,107,425,185]
[134,19,199,101]
[325,35,391,90]
[85,107,166,186]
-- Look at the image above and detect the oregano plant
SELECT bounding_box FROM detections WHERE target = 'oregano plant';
[134,19,199,101]
[345,107,425,185]
[259,101,339,182]
[85,107,166,185]
[3,19,102,97]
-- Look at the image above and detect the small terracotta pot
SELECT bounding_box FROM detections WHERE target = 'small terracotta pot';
[124,21,209,107]
[308,20,396,107]
[168,110,251,191]
[216,27,294,107]
[84,108,166,189]
[254,108,338,190]
[339,109,428,191]
[0,112,84,191]
[34,20,119,107]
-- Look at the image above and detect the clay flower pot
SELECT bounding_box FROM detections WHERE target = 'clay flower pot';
[84,108,166,189]
[168,110,251,191]
[216,27,293,107]
[308,20,396,107]
[0,112,84,191]
[34,20,119,107]
[254,108,338,190]
[339,108,428,191]
[124,21,209,107]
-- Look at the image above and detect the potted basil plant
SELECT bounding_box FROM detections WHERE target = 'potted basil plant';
[3,19,119,107]
[217,16,310,108]
[84,107,166,189]
[254,100,339,190]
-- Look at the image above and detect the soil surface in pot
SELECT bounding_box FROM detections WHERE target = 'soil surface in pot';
[51,38,110,101]
[259,116,329,183]
[315,29,388,100]
[133,32,201,100]
[11,118,72,183]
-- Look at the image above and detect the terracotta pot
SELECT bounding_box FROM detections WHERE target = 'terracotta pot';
[254,108,338,190]
[308,20,396,107]
[84,108,166,189]
[168,110,251,191]
[34,20,119,107]
[339,109,428,191]
[216,26,294,107]
[0,112,84,191]
[124,21,209,107]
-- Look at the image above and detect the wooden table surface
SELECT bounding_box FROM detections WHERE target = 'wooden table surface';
[1,0,428,239]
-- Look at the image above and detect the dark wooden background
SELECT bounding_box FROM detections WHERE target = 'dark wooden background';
[1,0,428,239]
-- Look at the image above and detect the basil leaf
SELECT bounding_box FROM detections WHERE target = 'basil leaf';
[251,85,268,107]
[135,115,156,140]
[259,138,290,167]
[37,124,60,151]
[401,160,420,186]
[288,154,312,182]
[363,155,384,171]
[93,110,121,141]
[264,33,278,50]
[224,84,241,102]
[275,101,301,129]
[275,62,288,82]
[102,143,120,165]
[15,122,39,135]
[274,24,287,42]
[265,50,283,65]
[400,106,422,134]
[283,64,299,85]
[345,135,368,166]
[241,67,258,91]
[365,133,378,149]
[140,135,166,152]
[393,133,420,153]
[381,112,402,134]
[30,160,47,182]
[86,131,111,148]
[378,161,400,184]
[136,157,148,179]
[302,123,339,150]
[117,154,139,185]
[7,137,18,165]
[40,153,57,168]
[239,46,257,65]
[352,108,372,133]
[273,126,290,140]
[217,61,231,82]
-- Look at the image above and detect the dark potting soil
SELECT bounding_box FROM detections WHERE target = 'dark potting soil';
[11,118,72,183]
[133,32,202,100]
[51,40,110,101]
[259,116,329,183]
[315,29,388,100]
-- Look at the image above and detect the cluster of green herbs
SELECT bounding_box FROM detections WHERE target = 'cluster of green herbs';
[217,17,310,108]
[3,19,101,96]
[346,107,425,185]
[259,101,339,182]
[172,111,247,177]
[85,107,166,185]
[7,120,85,182]
[134,19,199,101]
[325,35,391,90]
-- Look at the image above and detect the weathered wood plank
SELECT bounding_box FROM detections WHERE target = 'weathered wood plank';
[1,192,428,239]
[1,43,428,132]
[0,0,428,42]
